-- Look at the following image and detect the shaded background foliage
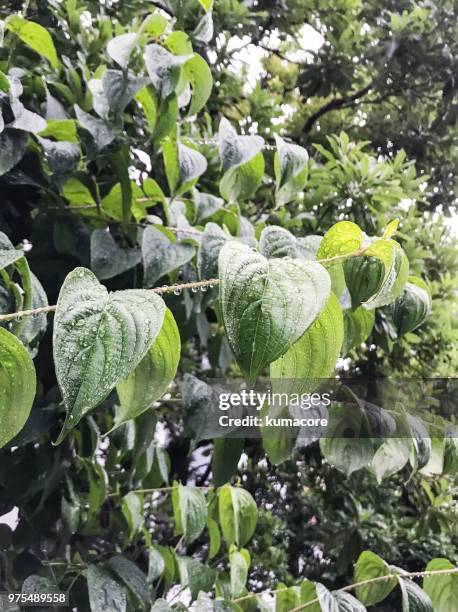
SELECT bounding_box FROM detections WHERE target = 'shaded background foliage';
[0,0,456,610]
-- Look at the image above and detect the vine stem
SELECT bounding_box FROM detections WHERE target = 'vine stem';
[0,278,219,322]
[105,485,211,498]
[0,247,367,323]
[233,568,458,609]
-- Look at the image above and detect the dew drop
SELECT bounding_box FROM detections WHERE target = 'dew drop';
[173,288,182,296]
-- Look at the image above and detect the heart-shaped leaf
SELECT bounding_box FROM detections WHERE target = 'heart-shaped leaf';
[198,223,231,280]
[53,267,165,443]
[219,241,331,378]
[218,484,257,547]
[145,43,192,100]
[107,33,141,69]
[260,226,311,259]
[115,309,180,429]
[362,239,409,309]
[0,328,36,448]
[270,292,344,394]
[183,54,213,116]
[218,118,264,171]
[343,307,375,354]
[391,277,431,336]
[172,483,207,544]
[91,229,142,280]
[316,583,366,611]
[219,152,264,202]
[0,230,24,269]
[423,558,458,612]
[274,134,308,206]
[142,226,195,287]
[163,139,207,196]
[399,576,433,612]
[354,551,398,606]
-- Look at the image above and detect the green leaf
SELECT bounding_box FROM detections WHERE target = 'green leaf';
[163,139,207,196]
[344,256,384,309]
[0,328,36,449]
[342,307,375,354]
[270,292,344,394]
[0,230,24,269]
[148,546,165,584]
[199,0,213,10]
[260,226,314,259]
[212,437,244,486]
[316,583,367,611]
[6,15,59,68]
[423,558,458,612]
[391,277,431,336]
[115,309,180,428]
[90,229,141,280]
[195,191,224,222]
[198,223,230,280]
[218,118,264,171]
[53,267,165,442]
[274,134,308,206]
[300,580,321,611]
[230,549,249,597]
[183,53,213,116]
[74,105,116,152]
[371,436,411,482]
[172,483,207,544]
[107,33,140,69]
[177,556,217,600]
[320,403,375,476]
[193,10,214,44]
[220,150,265,203]
[121,491,144,539]
[39,119,78,142]
[135,86,157,131]
[354,551,398,606]
[145,43,192,100]
[276,582,300,611]
[219,241,330,378]
[362,239,409,309]
[218,484,257,547]
[37,137,80,176]
[87,564,127,612]
[108,556,151,610]
[142,13,168,37]
[110,147,133,224]
[207,517,221,560]
[317,221,364,260]
[102,70,147,115]
[142,226,195,287]
[443,435,458,474]
[0,129,28,176]
[399,577,433,612]
[17,272,48,356]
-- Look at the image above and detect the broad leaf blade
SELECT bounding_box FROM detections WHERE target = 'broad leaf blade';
[0,328,36,448]
[115,309,180,428]
[219,241,331,378]
[53,267,165,442]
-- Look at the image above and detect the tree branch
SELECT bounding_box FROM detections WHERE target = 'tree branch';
[302,83,373,133]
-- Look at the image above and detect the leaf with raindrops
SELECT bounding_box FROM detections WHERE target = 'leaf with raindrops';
[0,327,36,448]
[53,267,165,443]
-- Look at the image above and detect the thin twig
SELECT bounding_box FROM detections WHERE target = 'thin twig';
[233,568,458,608]
[0,278,219,322]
